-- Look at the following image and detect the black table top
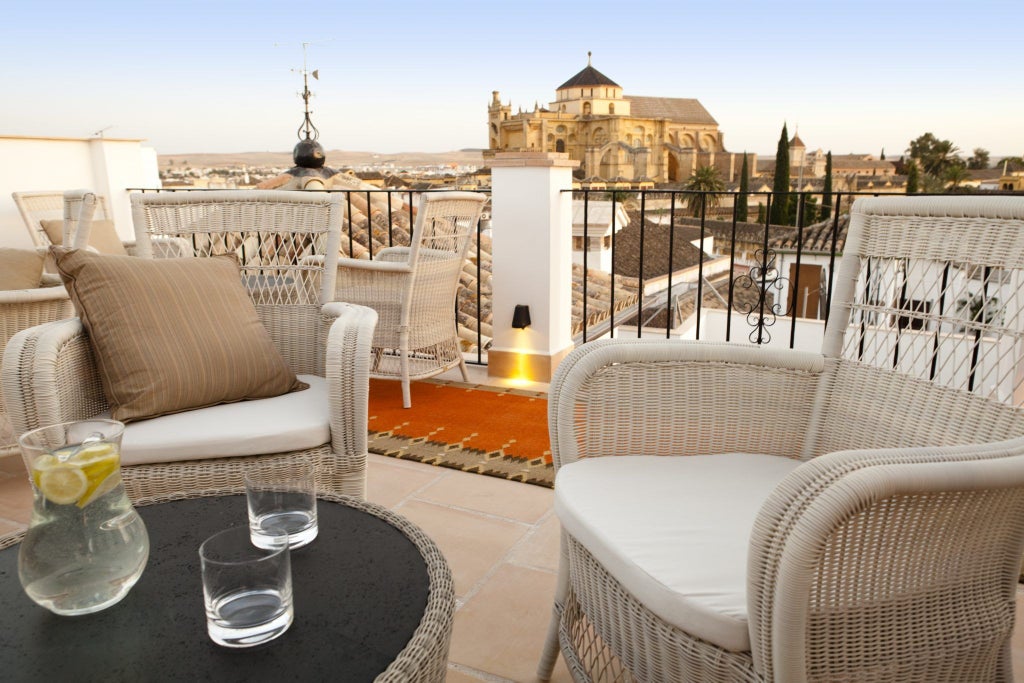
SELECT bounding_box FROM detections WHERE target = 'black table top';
[0,495,431,682]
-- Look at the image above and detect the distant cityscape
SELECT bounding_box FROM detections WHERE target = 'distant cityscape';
[158,57,1024,198]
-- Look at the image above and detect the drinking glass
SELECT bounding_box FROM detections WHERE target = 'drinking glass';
[245,459,318,550]
[199,526,293,648]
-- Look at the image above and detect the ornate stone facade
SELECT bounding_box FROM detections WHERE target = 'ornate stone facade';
[487,57,747,184]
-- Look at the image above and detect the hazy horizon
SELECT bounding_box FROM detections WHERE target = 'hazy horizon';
[3,1,1022,159]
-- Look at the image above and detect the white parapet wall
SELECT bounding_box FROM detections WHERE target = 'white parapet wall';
[0,135,160,248]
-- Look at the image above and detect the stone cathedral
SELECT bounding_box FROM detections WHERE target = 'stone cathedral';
[487,55,746,184]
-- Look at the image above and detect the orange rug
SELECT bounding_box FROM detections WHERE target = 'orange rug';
[367,379,553,487]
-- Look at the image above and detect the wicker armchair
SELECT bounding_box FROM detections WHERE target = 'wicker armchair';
[13,190,114,249]
[2,190,378,500]
[12,189,187,258]
[0,278,72,457]
[538,196,1024,683]
[335,191,486,408]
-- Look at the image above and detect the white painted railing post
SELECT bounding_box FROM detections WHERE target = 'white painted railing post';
[488,152,579,382]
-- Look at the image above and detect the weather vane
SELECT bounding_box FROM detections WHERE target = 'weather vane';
[293,41,320,141]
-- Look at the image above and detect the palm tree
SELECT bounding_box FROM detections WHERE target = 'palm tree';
[683,165,725,217]
[944,164,970,191]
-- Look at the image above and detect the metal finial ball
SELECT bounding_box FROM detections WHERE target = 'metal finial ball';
[293,138,326,168]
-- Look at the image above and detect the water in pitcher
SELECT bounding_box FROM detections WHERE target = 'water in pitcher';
[18,431,149,616]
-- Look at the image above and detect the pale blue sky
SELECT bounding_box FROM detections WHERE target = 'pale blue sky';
[2,0,1021,159]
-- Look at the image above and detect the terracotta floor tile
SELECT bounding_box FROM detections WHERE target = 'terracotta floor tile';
[444,665,496,682]
[449,564,572,682]
[0,517,26,537]
[366,455,446,509]
[394,499,528,599]
[0,474,32,524]
[507,513,561,573]
[0,454,27,477]
[416,467,553,524]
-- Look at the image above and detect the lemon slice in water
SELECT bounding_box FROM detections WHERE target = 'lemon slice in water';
[69,444,120,508]
[30,454,60,489]
[39,465,88,505]
[77,472,123,508]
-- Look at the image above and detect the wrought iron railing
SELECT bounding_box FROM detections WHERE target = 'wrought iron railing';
[565,189,1023,348]
[130,186,1022,362]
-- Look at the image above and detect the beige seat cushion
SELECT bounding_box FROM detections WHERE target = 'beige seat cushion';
[41,218,128,256]
[554,453,802,653]
[53,248,304,423]
[118,375,328,465]
[0,248,44,290]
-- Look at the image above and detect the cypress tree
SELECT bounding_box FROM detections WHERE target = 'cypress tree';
[757,202,766,223]
[770,123,790,226]
[820,151,833,221]
[906,162,920,194]
[736,153,749,222]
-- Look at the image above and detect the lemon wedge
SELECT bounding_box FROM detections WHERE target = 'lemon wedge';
[69,444,119,481]
[39,465,88,505]
[77,472,123,508]
[68,444,120,508]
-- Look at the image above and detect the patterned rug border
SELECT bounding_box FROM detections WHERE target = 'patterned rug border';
[417,377,548,399]
[368,379,554,489]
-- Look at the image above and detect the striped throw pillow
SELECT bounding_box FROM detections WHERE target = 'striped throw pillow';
[53,248,305,423]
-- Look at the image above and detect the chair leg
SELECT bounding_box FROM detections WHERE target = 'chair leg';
[458,355,470,382]
[537,605,562,681]
[399,328,411,409]
[538,531,570,680]
[401,375,411,409]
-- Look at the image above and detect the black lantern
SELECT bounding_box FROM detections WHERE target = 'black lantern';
[512,305,532,329]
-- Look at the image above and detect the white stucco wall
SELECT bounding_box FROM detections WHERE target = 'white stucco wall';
[0,136,160,248]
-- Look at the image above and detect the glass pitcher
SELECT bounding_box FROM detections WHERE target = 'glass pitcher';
[17,419,149,616]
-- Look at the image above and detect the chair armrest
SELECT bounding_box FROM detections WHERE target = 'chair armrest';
[375,246,411,263]
[549,339,825,470]
[125,237,193,258]
[322,302,378,499]
[335,259,413,309]
[0,286,73,352]
[337,257,413,274]
[747,439,1024,680]
[1,318,107,437]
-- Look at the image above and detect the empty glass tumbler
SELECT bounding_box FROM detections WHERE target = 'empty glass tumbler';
[17,419,149,616]
[244,459,318,550]
[200,526,293,647]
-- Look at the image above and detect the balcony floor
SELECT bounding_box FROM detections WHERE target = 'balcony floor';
[0,363,1021,681]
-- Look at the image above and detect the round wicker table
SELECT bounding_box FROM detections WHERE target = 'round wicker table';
[0,492,454,682]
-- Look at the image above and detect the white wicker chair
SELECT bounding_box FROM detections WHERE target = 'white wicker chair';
[2,190,378,500]
[0,271,73,458]
[334,191,486,408]
[13,189,188,258]
[539,196,1024,683]
[13,190,113,249]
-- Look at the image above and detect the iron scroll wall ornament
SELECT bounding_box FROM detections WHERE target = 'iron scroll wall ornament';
[732,247,793,345]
